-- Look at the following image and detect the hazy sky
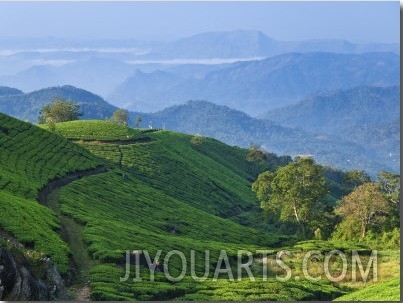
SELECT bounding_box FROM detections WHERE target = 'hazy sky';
[0,1,400,43]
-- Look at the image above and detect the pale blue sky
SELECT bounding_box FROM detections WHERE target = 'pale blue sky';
[0,1,400,43]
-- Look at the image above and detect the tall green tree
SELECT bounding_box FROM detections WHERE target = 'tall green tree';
[252,157,327,238]
[335,182,390,239]
[38,98,81,124]
[112,109,129,125]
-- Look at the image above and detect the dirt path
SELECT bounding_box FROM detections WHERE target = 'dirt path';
[72,137,152,145]
[38,165,108,301]
[75,285,91,301]
[37,166,107,205]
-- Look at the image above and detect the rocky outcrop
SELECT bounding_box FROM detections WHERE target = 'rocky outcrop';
[0,246,67,300]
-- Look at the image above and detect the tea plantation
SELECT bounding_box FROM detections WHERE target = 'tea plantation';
[0,116,399,301]
[0,113,103,272]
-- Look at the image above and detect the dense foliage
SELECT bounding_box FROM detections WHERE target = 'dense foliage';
[335,182,391,239]
[38,98,81,124]
[252,157,327,238]
[111,109,129,125]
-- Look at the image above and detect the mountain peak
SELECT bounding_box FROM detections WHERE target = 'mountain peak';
[147,29,277,59]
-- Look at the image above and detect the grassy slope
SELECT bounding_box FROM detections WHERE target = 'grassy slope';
[51,121,345,300]
[0,114,101,199]
[56,122,281,266]
[0,113,103,272]
[334,249,400,301]
[40,120,144,141]
[1,118,396,301]
[334,277,400,301]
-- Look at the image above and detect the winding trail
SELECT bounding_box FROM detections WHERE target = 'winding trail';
[38,165,108,301]
[37,166,108,205]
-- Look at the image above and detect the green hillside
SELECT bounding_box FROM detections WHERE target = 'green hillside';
[334,277,400,301]
[0,85,117,122]
[50,120,344,300]
[0,113,103,272]
[0,114,102,198]
[143,99,397,177]
[42,120,144,141]
[0,117,397,301]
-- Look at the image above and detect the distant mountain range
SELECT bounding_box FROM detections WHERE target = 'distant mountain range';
[141,30,400,59]
[260,85,400,173]
[0,58,135,97]
[110,52,399,115]
[0,30,399,112]
[0,30,399,175]
[0,84,398,176]
[261,85,400,133]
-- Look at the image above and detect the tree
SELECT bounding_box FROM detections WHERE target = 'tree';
[252,157,327,238]
[38,98,81,124]
[246,146,269,163]
[342,170,371,192]
[112,109,129,125]
[246,146,292,179]
[377,171,400,229]
[335,182,390,239]
[134,115,142,128]
[377,171,400,207]
[246,146,271,178]
[191,134,203,145]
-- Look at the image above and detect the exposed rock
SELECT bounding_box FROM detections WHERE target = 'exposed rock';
[0,246,67,300]
[40,257,68,300]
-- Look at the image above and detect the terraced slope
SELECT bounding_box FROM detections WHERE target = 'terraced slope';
[1,118,350,300]
[50,120,345,300]
[0,114,103,199]
[0,113,103,272]
[41,120,144,141]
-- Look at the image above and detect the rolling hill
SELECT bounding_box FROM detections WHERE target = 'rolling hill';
[0,115,344,301]
[0,114,398,300]
[142,99,398,176]
[0,112,104,300]
[0,85,118,122]
[0,84,398,175]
